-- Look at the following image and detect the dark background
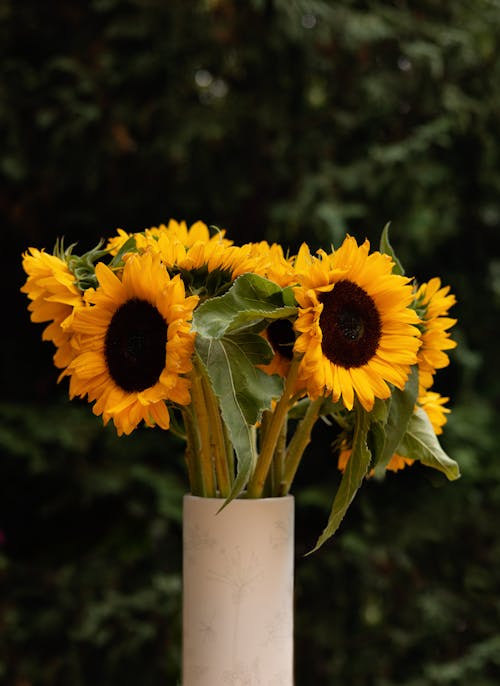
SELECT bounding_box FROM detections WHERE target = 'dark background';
[2,1,500,684]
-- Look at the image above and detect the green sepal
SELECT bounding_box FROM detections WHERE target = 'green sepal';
[192,273,297,338]
[379,222,404,276]
[396,406,461,481]
[175,265,234,299]
[309,403,372,553]
[54,235,138,292]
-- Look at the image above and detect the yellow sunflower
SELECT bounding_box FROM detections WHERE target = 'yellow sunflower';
[147,218,231,249]
[106,219,257,288]
[138,220,234,267]
[105,222,188,266]
[293,236,421,412]
[21,248,83,369]
[415,277,457,393]
[64,251,199,436]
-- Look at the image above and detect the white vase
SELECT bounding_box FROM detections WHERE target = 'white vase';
[182,494,295,686]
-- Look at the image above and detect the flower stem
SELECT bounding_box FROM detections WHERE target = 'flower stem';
[246,356,301,498]
[189,361,217,497]
[181,407,203,495]
[280,396,323,495]
[270,416,288,496]
[199,360,233,498]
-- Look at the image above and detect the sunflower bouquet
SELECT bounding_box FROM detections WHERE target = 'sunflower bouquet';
[21,220,459,549]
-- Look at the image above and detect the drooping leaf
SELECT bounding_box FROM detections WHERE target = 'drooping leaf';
[396,406,461,480]
[195,332,284,499]
[372,365,419,475]
[369,420,386,472]
[193,273,297,338]
[310,403,372,552]
[370,396,391,424]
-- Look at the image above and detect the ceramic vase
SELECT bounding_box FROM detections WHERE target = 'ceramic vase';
[182,494,295,685]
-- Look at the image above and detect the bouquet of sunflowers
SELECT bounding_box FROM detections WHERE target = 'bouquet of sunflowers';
[21,220,459,550]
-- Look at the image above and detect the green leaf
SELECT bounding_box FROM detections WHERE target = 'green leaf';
[310,404,372,552]
[369,420,386,473]
[281,285,297,307]
[193,274,294,499]
[193,273,297,338]
[195,332,284,499]
[372,365,419,475]
[379,222,404,276]
[396,406,461,480]
[370,396,390,424]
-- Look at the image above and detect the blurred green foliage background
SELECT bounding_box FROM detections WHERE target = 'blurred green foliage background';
[2,1,500,684]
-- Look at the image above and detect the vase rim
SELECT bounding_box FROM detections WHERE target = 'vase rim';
[184,492,294,504]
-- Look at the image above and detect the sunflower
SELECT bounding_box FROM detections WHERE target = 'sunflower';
[147,218,231,249]
[106,219,232,259]
[64,251,199,436]
[106,220,257,293]
[21,248,83,369]
[293,236,421,412]
[415,277,457,393]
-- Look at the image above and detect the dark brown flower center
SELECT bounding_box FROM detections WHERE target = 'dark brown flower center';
[105,298,168,392]
[319,280,381,368]
[266,319,295,360]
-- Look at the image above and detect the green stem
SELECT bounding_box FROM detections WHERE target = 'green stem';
[189,363,216,497]
[181,407,202,495]
[199,363,232,498]
[270,416,288,496]
[246,356,301,498]
[280,396,323,495]
[259,410,273,496]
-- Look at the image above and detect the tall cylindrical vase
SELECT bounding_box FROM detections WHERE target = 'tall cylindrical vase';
[182,494,295,686]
